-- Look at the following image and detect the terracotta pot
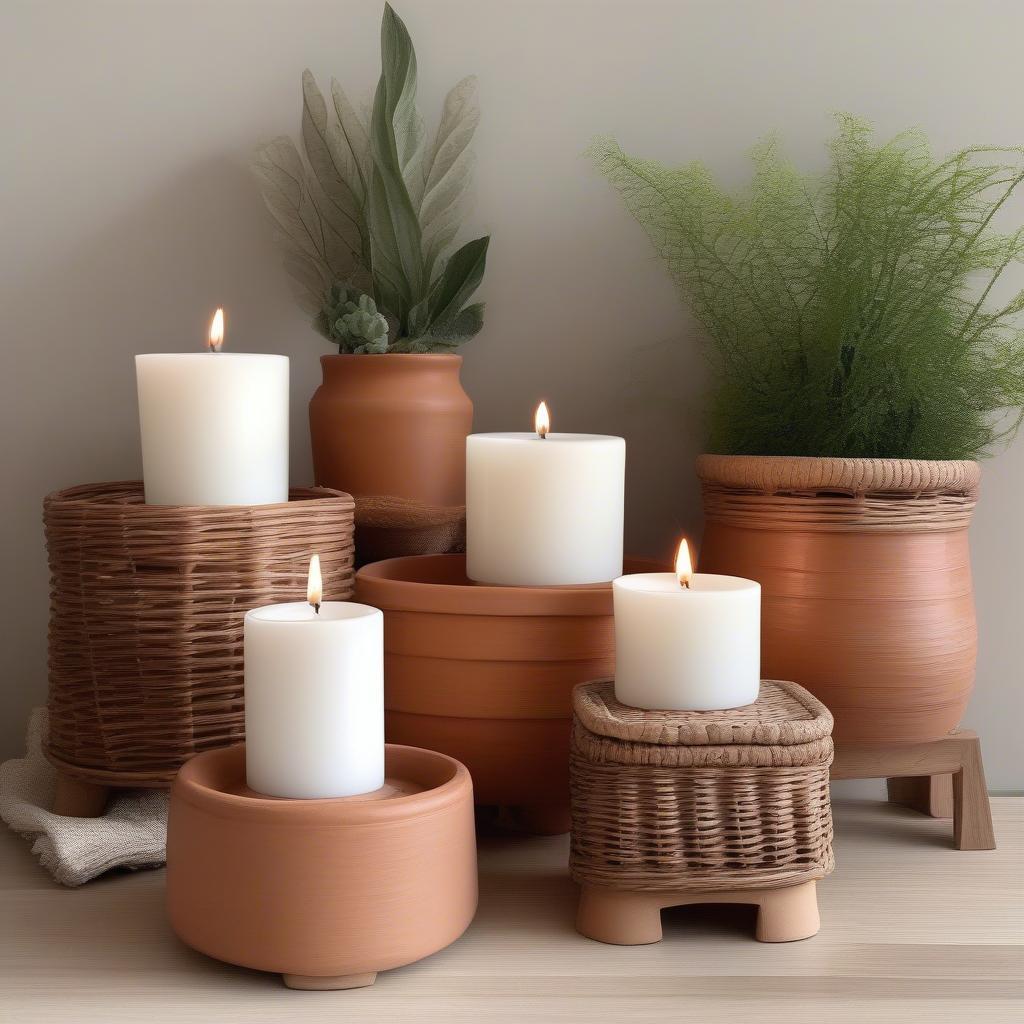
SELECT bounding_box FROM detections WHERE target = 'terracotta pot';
[696,455,980,745]
[309,354,473,563]
[166,743,476,990]
[355,554,664,833]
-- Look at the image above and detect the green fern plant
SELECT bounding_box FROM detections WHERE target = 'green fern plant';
[254,3,488,354]
[590,116,1024,460]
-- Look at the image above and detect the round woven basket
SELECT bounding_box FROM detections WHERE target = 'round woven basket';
[696,454,980,745]
[570,679,834,894]
[43,482,355,788]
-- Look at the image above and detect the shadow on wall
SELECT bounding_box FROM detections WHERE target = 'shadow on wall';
[612,326,709,565]
[0,156,317,761]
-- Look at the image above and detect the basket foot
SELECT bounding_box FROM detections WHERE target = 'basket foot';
[282,971,377,991]
[517,800,571,836]
[576,886,664,945]
[577,881,820,945]
[834,729,995,850]
[52,772,110,817]
[754,881,820,942]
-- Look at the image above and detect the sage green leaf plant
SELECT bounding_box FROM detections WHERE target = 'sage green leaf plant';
[591,116,1024,460]
[254,4,488,354]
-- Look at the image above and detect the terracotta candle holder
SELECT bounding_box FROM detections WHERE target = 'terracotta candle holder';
[355,554,663,834]
[166,743,477,990]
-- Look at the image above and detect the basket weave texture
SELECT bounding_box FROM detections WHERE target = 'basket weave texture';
[570,679,835,893]
[697,454,979,532]
[44,482,355,787]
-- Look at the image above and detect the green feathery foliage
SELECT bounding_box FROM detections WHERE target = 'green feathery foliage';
[590,116,1024,460]
[254,4,489,354]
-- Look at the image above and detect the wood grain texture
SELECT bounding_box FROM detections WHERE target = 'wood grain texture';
[833,731,996,849]
[1,799,1021,1023]
[887,774,955,818]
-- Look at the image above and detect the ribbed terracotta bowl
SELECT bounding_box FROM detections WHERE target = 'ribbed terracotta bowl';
[355,554,663,832]
[166,743,477,988]
[697,454,980,745]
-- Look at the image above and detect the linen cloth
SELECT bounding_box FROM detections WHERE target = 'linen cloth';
[0,708,167,886]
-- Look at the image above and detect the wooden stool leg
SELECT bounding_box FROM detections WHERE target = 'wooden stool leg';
[953,735,996,851]
[887,774,954,818]
[755,881,820,942]
[52,772,110,817]
[518,800,571,836]
[577,886,663,945]
[283,972,377,991]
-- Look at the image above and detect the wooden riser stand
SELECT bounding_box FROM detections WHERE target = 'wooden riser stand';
[831,729,996,850]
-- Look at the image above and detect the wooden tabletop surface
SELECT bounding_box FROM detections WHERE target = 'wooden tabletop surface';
[2,798,1022,1023]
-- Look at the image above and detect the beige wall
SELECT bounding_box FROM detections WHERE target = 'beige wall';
[2,0,1022,789]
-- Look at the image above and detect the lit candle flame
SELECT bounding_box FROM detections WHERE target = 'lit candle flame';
[307,553,323,613]
[535,401,550,439]
[675,539,693,589]
[208,308,225,352]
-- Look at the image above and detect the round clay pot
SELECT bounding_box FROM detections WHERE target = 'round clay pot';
[166,743,476,990]
[309,354,473,563]
[355,554,664,833]
[696,455,980,745]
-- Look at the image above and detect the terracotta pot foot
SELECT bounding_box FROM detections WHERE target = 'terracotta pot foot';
[52,772,110,817]
[576,886,664,945]
[517,801,571,836]
[282,971,377,991]
[833,729,995,850]
[754,881,820,942]
[577,881,821,945]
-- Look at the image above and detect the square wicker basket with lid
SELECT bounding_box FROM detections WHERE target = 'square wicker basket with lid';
[570,679,835,945]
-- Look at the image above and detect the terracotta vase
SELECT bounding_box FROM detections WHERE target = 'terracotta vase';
[166,743,477,990]
[696,455,980,745]
[355,554,664,834]
[309,354,473,563]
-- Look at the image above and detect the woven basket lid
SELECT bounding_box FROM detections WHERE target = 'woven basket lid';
[573,679,833,748]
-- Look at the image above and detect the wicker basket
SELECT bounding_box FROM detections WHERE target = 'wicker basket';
[570,679,835,893]
[44,482,355,788]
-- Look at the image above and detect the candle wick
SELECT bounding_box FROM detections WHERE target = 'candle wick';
[680,580,690,589]
[313,602,321,615]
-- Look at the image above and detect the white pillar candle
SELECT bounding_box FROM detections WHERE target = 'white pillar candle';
[244,557,384,799]
[466,403,625,586]
[136,309,289,505]
[613,541,760,711]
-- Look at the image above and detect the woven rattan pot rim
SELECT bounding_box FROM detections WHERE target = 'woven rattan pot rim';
[573,679,833,748]
[44,480,353,512]
[696,455,980,496]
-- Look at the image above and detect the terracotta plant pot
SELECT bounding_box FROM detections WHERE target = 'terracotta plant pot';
[166,743,477,990]
[309,354,473,564]
[696,455,980,745]
[355,554,663,834]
